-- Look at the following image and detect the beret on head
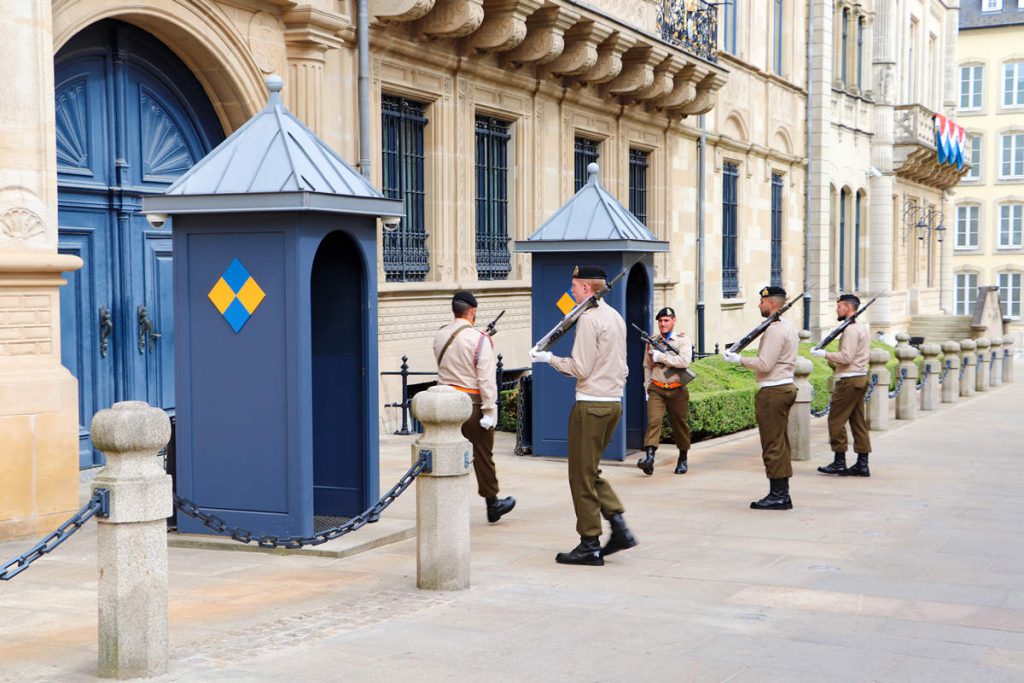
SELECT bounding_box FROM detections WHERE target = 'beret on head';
[452,290,478,307]
[759,285,787,298]
[655,307,676,319]
[572,265,607,280]
[838,293,861,307]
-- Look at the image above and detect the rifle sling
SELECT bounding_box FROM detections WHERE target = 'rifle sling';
[437,323,473,367]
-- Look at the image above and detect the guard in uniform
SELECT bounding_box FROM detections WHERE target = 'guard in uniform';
[723,285,799,510]
[530,265,636,566]
[434,290,516,523]
[637,307,693,475]
[811,293,872,476]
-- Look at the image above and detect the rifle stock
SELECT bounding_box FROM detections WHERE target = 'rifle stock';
[532,269,626,352]
[728,290,807,354]
[812,298,876,351]
[630,324,697,386]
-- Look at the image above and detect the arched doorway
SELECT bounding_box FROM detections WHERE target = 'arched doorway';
[625,262,652,450]
[311,231,367,517]
[55,20,224,467]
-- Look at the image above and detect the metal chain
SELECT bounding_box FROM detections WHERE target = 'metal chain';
[959,361,968,381]
[863,373,879,403]
[513,374,532,456]
[1,488,109,581]
[937,359,952,385]
[915,364,931,391]
[888,367,908,399]
[810,400,831,418]
[174,453,428,549]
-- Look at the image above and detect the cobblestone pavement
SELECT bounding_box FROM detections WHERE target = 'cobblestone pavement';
[2,365,1024,682]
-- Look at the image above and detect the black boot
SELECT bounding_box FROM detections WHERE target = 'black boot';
[817,452,847,475]
[750,478,793,510]
[555,536,604,566]
[674,450,688,474]
[600,513,637,557]
[486,495,516,523]
[843,453,871,477]
[637,446,656,476]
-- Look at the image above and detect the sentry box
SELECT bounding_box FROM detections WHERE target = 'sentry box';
[144,77,402,537]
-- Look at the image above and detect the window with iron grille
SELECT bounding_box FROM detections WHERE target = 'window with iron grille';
[475,116,511,281]
[770,173,783,287]
[722,162,739,298]
[628,149,649,225]
[381,96,429,282]
[574,137,600,192]
[955,272,978,315]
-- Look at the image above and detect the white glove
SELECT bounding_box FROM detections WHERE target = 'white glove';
[651,350,666,364]
[722,351,741,364]
[480,413,496,430]
[530,347,552,364]
[810,348,827,358]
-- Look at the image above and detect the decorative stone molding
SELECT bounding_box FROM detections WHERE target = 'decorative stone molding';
[575,32,635,86]
[672,72,727,117]
[0,208,45,245]
[249,11,285,74]
[282,6,348,134]
[652,63,702,110]
[461,0,542,54]
[630,54,677,103]
[544,20,610,76]
[504,5,579,67]
[414,0,485,40]
[605,45,658,95]
[373,0,437,23]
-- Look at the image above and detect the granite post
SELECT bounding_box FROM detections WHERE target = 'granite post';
[895,345,919,420]
[788,357,813,462]
[975,338,991,392]
[90,401,172,679]
[959,339,977,397]
[990,336,1003,387]
[941,341,960,403]
[411,385,473,591]
[866,349,891,431]
[918,343,941,411]
[1004,338,1015,384]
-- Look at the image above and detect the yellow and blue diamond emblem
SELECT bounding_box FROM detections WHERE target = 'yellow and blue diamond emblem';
[556,290,576,315]
[208,258,265,333]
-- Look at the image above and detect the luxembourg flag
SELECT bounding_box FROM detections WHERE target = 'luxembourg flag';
[934,114,966,169]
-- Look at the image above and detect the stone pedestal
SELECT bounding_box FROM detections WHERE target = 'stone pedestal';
[1004,339,1015,384]
[895,346,919,421]
[894,332,910,350]
[941,341,960,403]
[959,339,976,397]
[788,357,813,462]
[411,385,473,591]
[975,338,991,392]
[866,349,890,432]
[990,336,1003,387]
[919,343,941,411]
[90,402,172,679]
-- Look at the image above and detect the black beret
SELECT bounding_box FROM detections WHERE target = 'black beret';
[655,307,676,319]
[838,293,861,307]
[452,290,478,307]
[759,285,787,298]
[572,265,607,280]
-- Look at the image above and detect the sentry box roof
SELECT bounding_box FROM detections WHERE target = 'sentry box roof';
[144,75,403,219]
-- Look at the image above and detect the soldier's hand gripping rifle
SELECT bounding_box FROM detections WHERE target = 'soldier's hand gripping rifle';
[485,310,505,337]
[727,289,808,354]
[532,269,626,353]
[631,323,698,386]
[812,298,876,351]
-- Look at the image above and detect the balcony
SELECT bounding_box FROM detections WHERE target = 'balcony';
[893,104,969,190]
[656,0,718,64]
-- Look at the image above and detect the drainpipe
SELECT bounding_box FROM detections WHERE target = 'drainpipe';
[357,0,371,178]
[803,0,815,332]
[696,114,707,355]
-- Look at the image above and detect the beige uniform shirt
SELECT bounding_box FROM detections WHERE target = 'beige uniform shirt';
[740,317,798,383]
[825,319,870,375]
[643,331,693,389]
[433,318,498,419]
[549,300,628,399]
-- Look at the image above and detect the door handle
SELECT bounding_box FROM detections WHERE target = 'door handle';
[99,305,112,358]
[137,304,161,353]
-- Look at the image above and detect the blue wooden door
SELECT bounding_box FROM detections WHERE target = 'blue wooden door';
[55,21,223,467]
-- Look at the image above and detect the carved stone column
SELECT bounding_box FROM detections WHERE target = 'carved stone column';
[0,0,83,540]
[868,0,897,333]
[283,6,349,135]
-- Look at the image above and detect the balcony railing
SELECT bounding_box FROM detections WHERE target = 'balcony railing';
[657,0,718,64]
[894,104,936,149]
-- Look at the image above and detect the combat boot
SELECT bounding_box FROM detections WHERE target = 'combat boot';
[636,446,656,476]
[750,478,793,510]
[817,452,847,475]
[600,513,637,557]
[555,536,604,566]
[486,495,516,523]
[674,450,688,474]
[843,453,871,477]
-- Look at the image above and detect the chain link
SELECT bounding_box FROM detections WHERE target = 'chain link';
[915,364,930,391]
[1,488,109,581]
[863,373,879,404]
[959,361,968,381]
[513,374,532,456]
[888,367,908,399]
[174,453,428,549]
[938,359,952,385]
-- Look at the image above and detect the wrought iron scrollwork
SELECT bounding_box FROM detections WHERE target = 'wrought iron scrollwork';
[657,1,719,64]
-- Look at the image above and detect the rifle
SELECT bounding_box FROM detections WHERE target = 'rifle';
[485,310,505,337]
[631,323,697,387]
[532,269,627,352]
[728,289,807,354]
[812,298,876,351]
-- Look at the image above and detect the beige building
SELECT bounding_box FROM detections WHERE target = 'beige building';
[954,0,1024,343]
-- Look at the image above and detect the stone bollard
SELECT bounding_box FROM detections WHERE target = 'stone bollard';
[90,401,172,680]
[410,385,473,591]
[895,345,919,420]
[918,344,941,411]
[1004,338,1015,384]
[866,349,891,431]
[941,341,961,403]
[895,331,910,349]
[990,336,1004,387]
[959,339,977,398]
[788,357,813,462]
[975,338,991,392]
